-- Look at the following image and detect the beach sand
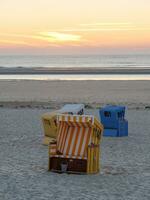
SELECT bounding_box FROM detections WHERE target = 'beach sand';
[0,108,150,199]
[0,80,150,199]
[0,80,150,109]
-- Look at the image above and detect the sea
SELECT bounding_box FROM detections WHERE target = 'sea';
[0,54,150,80]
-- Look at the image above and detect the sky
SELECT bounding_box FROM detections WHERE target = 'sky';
[0,0,150,55]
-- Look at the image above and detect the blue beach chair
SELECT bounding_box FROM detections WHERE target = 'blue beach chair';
[99,105,128,137]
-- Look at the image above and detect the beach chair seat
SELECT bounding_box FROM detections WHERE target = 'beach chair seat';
[48,114,103,174]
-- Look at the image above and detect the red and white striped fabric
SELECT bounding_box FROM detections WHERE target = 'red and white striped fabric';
[52,154,87,160]
[57,114,94,126]
[56,122,92,159]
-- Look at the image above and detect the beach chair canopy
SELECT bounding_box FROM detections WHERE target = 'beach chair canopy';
[51,114,103,159]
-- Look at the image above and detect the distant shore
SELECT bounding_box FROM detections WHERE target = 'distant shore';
[0,67,150,74]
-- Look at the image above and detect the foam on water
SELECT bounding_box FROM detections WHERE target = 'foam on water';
[0,74,150,80]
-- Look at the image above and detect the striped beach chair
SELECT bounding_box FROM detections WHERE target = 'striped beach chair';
[48,114,103,174]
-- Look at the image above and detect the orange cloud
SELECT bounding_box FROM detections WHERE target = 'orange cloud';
[0,22,150,50]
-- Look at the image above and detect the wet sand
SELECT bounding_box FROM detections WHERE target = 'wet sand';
[0,67,150,74]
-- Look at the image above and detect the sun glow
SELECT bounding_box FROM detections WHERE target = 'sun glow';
[39,32,81,43]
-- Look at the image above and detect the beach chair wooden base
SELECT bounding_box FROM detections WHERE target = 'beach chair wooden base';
[50,169,87,175]
[49,157,87,174]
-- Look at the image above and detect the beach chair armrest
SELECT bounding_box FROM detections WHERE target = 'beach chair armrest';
[49,143,57,156]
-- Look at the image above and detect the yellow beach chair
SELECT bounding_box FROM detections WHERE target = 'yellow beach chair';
[48,114,103,174]
[42,104,84,145]
[42,111,58,145]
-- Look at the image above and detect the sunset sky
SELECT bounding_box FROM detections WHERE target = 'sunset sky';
[0,0,150,54]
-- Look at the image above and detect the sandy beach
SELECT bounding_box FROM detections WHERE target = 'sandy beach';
[0,80,150,109]
[0,108,150,199]
[0,80,150,199]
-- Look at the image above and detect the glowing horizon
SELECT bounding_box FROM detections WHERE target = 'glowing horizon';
[0,0,150,54]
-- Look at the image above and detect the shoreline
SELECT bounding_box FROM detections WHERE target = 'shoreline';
[0,67,150,74]
[0,101,150,110]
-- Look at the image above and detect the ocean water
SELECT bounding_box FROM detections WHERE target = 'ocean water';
[0,54,150,68]
[0,54,150,80]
